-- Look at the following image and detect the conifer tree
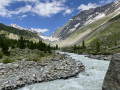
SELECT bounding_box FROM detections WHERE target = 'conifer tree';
[96,41,100,53]
[29,41,34,49]
[1,41,10,56]
[73,44,77,50]
[56,44,58,49]
[82,40,86,49]
[19,36,25,49]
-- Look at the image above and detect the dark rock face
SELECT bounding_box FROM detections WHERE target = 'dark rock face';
[102,53,120,90]
[50,0,120,40]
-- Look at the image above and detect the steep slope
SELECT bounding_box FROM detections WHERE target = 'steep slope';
[0,23,41,41]
[87,13,120,51]
[51,0,120,47]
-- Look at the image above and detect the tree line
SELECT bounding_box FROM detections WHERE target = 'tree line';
[0,36,56,56]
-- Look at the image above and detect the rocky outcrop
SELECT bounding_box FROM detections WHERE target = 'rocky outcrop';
[0,56,84,90]
[102,53,120,90]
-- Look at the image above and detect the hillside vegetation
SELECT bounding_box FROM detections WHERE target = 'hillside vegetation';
[55,11,117,47]
[0,23,40,41]
[62,14,120,55]
[0,34,57,64]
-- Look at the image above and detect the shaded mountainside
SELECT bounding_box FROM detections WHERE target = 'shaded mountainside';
[0,23,41,41]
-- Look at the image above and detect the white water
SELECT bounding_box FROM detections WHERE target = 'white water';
[19,52,110,90]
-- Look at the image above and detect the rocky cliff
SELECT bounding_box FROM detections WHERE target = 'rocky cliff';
[102,53,120,90]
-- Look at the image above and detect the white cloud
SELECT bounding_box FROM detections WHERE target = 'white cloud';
[9,5,32,16]
[99,0,113,4]
[64,9,72,15]
[21,15,28,18]
[0,0,72,17]
[31,28,49,33]
[78,3,98,11]
[18,14,28,20]
[32,1,65,17]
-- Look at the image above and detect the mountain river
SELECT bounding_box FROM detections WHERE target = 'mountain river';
[19,52,110,90]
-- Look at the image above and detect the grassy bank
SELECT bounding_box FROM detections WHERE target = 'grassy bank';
[0,48,65,64]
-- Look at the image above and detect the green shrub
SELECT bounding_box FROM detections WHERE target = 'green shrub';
[26,58,38,62]
[26,58,32,61]
[40,52,45,57]
[33,58,39,62]
[3,58,12,64]
[0,52,3,59]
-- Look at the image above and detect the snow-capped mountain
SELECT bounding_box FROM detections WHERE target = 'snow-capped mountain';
[9,24,45,36]
[50,0,120,40]
[9,24,59,41]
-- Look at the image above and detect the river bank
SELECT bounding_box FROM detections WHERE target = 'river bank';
[86,54,112,61]
[0,53,85,90]
[19,52,110,90]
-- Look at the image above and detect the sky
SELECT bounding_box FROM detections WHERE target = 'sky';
[0,0,115,36]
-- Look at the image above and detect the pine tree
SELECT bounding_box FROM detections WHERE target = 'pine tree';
[47,45,52,53]
[82,40,86,49]
[1,41,10,56]
[96,41,100,53]
[19,36,25,49]
[56,44,58,50]
[29,41,34,49]
[73,44,77,50]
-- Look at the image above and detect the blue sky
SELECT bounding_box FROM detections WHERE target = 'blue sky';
[0,0,115,36]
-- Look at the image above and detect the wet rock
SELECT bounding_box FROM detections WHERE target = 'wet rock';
[102,53,120,90]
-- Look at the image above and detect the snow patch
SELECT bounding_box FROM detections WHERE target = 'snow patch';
[85,13,105,25]
[75,23,80,28]
[69,23,80,32]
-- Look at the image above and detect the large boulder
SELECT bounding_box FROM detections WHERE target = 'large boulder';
[102,53,120,90]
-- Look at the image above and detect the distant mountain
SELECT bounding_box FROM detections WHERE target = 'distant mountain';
[0,23,41,41]
[50,0,120,41]
[9,24,44,36]
[9,24,59,42]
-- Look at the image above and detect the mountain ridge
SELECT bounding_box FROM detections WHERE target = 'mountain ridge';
[9,24,45,36]
[0,23,41,42]
[50,0,120,47]
[50,0,120,41]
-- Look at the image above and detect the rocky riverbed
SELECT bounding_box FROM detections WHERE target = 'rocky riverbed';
[0,54,85,90]
[86,54,112,61]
